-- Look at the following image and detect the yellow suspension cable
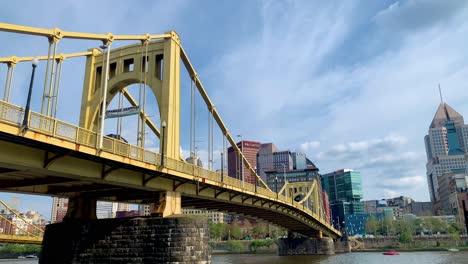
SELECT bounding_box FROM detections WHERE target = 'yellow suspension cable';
[46,39,59,117]
[3,64,12,101]
[40,40,53,115]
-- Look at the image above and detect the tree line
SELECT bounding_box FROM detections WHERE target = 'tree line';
[209,222,287,241]
[364,216,464,244]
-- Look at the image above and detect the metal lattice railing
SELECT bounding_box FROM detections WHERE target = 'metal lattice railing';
[0,100,339,235]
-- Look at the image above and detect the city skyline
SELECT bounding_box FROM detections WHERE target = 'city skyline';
[1,1,468,218]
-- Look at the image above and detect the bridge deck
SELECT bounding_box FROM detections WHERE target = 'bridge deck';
[0,234,42,244]
[0,100,341,238]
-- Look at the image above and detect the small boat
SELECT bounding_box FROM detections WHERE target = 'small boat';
[25,254,38,258]
[382,249,399,255]
[448,248,459,252]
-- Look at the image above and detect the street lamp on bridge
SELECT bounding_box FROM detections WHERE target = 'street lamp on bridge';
[22,57,39,132]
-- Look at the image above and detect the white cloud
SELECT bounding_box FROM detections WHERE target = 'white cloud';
[375,0,467,32]
[379,175,425,188]
[300,141,320,152]
[4,1,468,205]
[317,134,407,159]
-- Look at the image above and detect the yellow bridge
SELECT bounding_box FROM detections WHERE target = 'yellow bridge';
[0,22,340,240]
[0,200,43,244]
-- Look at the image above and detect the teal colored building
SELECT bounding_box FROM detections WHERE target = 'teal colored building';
[322,169,364,228]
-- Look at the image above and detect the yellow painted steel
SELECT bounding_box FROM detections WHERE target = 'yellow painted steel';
[0,51,93,64]
[121,88,160,139]
[0,200,44,234]
[0,234,42,244]
[0,22,169,42]
[0,22,341,238]
[0,100,340,237]
[79,36,180,160]
[0,200,44,244]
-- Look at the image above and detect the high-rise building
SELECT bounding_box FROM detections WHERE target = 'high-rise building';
[322,169,364,227]
[138,204,151,216]
[96,201,114,219]
[424,102,468,214]
[96,202,131,219]
[51,197,68,223]
[227,140,260,184]
[402,202,433,216]
[448,173,468,234]
[291,152,307,170]
[116,203,131,212]
[273,151,293,171]
[265,167,319,192]
[256,143,277,182]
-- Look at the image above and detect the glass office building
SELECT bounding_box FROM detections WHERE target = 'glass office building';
[322,169,363,228]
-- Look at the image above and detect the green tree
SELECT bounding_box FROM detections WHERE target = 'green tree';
[365,216,379,235]
[209,223,227,241]
[252,223,268,239]
[412,218,424,235]
[429,217,447,234]
[382,218,394,236]
[398,230,413,245]
[229,224,242,240]
[447,222,462,246]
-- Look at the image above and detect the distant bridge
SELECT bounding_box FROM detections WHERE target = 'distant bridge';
[0,200,43,244]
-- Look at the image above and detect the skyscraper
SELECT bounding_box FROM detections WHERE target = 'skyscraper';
[424,102,468,214]
[322,169,363,227]
[96,201,114,219]
[227,140,260,184]
[256,143,277,182]
[51,197,68,223]
[273,150,293,171]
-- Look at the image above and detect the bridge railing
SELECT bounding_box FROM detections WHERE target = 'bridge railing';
[0,100,339,235]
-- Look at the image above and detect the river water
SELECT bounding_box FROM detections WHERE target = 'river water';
[1,252,467,263]
[212,252,468,264]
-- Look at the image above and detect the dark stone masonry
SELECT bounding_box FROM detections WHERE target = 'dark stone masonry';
[277,237,335,256]
[40,216,210,264]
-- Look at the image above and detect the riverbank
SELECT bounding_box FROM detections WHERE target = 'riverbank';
[354,247,468,252]
[351,236,468,253]
[210,240,277,254]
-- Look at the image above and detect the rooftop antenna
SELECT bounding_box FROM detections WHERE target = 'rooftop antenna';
[438,83,444,104]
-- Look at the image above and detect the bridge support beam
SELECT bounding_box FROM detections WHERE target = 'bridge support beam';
[40,216,210,264]
[278,237,335,256]
[64,196,97,220]
[151,190,182,217]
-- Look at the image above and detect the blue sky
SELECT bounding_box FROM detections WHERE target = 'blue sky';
[1,0,468,220]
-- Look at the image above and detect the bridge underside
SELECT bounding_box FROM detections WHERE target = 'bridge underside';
[181,196,323,237]
[0,127,339,238]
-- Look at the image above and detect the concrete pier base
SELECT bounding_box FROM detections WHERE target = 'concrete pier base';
[278,237,335,256]
[39,216,210,264]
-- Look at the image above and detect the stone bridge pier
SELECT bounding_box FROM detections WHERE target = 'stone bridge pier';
[277,237,336,256]
[40,193,211,264]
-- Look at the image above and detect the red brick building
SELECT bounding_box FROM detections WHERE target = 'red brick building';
[228,140,260,184]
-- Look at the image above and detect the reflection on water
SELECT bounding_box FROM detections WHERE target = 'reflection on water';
[2,252,468,264]
[212,252,468,264]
